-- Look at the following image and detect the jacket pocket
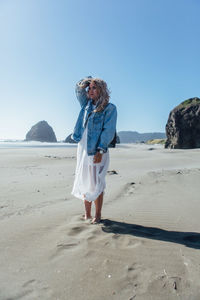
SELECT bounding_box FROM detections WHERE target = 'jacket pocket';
[93,113,104,124]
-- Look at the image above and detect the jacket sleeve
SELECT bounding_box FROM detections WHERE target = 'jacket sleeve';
[97,104,117,153]
[75,77,92,108]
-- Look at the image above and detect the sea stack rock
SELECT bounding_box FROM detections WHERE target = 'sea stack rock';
[165,97,200,149]
[26,120,57,142]
[64,134,76,143]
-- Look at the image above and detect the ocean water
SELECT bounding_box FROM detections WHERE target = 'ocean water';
[0,141,77,149]
[0,141,153,150]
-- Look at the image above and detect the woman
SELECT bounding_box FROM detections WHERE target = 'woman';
[71,76,117,223]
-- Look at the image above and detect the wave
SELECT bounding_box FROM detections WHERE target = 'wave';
[0,141,77,149]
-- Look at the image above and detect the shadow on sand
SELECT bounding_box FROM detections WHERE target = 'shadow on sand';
[101,219,200,250]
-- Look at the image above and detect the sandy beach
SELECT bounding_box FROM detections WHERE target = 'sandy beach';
[1,144,200,300]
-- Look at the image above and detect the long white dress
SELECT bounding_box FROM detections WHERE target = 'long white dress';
[71,110,109,202]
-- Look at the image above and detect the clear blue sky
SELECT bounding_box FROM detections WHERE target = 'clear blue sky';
[0,0,200,140]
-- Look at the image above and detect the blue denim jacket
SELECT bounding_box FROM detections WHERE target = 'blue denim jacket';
[72,82,117,156]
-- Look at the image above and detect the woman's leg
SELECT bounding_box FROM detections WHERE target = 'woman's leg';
[92,192,103,223]
[84,200,92,219]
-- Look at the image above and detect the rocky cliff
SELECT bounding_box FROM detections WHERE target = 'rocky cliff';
[118,131,166,143]
[25,121,57,142]
[64,134,75,143]
[165,97,200,149]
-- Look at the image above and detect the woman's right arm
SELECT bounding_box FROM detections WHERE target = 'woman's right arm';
[75,77,92,108]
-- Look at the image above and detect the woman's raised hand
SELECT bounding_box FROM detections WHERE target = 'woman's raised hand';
[79,76,92,89]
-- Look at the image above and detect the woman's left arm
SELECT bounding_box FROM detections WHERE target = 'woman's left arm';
[97,104,117,153]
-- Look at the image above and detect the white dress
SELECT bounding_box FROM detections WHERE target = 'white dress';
[71,109,110,202]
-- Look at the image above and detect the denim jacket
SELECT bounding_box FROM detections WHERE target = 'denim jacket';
[72,82,117,156]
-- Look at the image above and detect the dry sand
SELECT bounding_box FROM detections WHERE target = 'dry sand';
[1,144,200,300]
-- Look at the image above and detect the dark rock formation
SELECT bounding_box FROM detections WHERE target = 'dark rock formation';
[118,131,166,143]
[165,97,200,149]
[26,121,57,142]
[64,134,76,143]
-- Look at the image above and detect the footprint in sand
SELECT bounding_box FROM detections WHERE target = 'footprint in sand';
[22,279,37,288]
[50,240,80,261]
[117,263,152,297]
[51,216,99,260]
[58,215,91,238]
[51,238,80,261]
[126,263,142,281]
[108,233,143,250]
[67,225,87,236]
[16,279,53,299]
[123,237,143,249]
[147,273,183,296]
[124,182,136,196]
[57,242,79,249]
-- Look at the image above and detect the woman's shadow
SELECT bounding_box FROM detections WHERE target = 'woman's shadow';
[101,219,200,249]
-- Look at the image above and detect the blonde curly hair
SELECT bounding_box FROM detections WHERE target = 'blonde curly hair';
[89,78,110,112]
[79,77,110,112]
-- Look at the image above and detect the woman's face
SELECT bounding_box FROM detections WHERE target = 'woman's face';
[88,82,100,102]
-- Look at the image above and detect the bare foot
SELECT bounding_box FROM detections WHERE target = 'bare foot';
[84,214,92,220]
[84,198,92,220]
[91,215,101,224]
[81,214,92,220]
